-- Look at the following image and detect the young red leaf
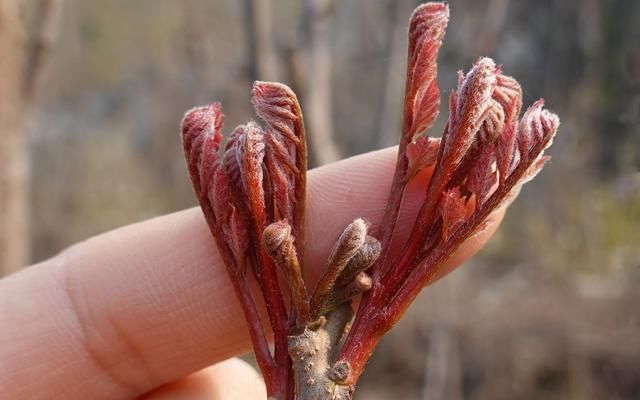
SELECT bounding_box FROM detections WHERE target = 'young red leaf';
[240,123,267,227]
[477,98,505,144]
[516,99,543,163]
[516,99,559,166]
[252,81,307,259]
[264,147,293,221]
[494,73,523,126]
[441,58,498,169]
[398,58,498,274]
[439,187,471,241]
[406,136,440,180]
[369,3,450,285]
[252,81,304,148]
[466,145,497,207]
[496,120,518,182]
[222,126,245,196]
[225,207,250,263]
[404,3,449,138]
[180,103,278,392]
[181,103,224,196]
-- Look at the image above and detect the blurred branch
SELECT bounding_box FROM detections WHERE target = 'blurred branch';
[422,328,449,400]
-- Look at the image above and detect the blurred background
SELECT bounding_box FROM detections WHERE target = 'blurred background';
[1,0,639,398]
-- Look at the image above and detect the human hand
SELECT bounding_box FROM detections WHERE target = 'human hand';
[0,147,503,399]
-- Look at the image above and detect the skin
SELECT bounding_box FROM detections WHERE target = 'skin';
[0,147,503,399]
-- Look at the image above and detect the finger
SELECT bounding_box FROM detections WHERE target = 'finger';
[140,358,265,400]
[0,146,503,399]
[305,155,505,285]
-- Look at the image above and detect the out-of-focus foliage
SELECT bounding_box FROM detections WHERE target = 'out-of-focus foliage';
[23,0,640,398]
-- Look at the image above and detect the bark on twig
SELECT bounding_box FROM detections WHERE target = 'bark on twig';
[288,304,354,400]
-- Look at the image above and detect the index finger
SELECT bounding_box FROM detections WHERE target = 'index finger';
[0,147,503,399]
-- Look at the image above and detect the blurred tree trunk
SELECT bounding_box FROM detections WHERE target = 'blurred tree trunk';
[421,327,463,400]
[0,0,27,276]
[375,0,414,148]
[476,0,509,56]
[301,0,340,166]
[0,0,61,276]
[242,0,279,82]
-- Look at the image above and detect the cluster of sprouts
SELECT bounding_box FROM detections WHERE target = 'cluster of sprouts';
[181,3,559,399]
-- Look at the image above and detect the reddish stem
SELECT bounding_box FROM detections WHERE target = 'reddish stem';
[196,201,278,391]
[256,249,292,399]
[385,171,520,319]
[339,83,416,381]
[332,307,387,386]
[341,4,449,374]
[291,101,307,263]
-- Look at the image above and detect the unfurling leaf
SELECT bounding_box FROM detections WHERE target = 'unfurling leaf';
[466,145,497,207]
[442,58,498,168]
[493,74,523,127]
[263,220,309,323]
[225,207,250,264]
[223,123,267,228]
[335,236,381,288]
[252,81,307,257]
[181,103,224,196]
[495,120,518,182]
[311,218,369,318]
[477,99,505,144]
[404,3,449,139]
[516,99,559,167]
